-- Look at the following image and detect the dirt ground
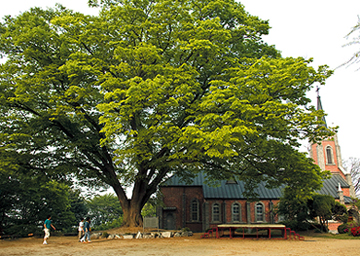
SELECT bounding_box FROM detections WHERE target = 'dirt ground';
[1,231,360,256]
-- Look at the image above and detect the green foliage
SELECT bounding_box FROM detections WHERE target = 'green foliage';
[94,217,123,231]
[280,220,311,232]
[0,0,334,226]
[308,194,339,232]
[0,146,87,236]
[305,197,347,229]
[333,201,348,223]
[277,189,313,231]
[141,203,157,218]
[68,189,89,223]
[0,167,77,236]
[338,223,349,234]
[277,191,310,222]
[86,193,123,228]
[182,227,190,232]
[141,194,162,217]
[348,198,360,223]
[278,191,348,232]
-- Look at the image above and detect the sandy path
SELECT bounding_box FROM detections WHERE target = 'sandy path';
[1,233,360,256]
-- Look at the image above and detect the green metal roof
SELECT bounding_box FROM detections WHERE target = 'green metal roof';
[319,174,351,203]
[161,172,351,202]
[162,172,284,199]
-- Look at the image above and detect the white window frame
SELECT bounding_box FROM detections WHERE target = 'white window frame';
[255,202,265,222]
[231,202,241,223]
[190,198,199,222]
[326,145,334,165]
[212,203,221,223]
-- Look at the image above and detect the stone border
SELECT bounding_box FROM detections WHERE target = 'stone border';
[91,231,193,240]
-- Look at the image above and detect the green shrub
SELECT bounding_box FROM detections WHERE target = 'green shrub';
[280,220,310,231]
[102,232,109,238]
[337,213,349,224]
[92,217,123,231]
[337,223,348,234]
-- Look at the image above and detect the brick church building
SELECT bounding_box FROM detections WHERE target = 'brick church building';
[158,93,356,232]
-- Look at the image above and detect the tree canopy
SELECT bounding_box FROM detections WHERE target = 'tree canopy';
[0,0,333,227]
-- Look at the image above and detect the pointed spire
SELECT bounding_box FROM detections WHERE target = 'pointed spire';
[316,86,328,128]
[337,183,344,204]
[338,183,342,192]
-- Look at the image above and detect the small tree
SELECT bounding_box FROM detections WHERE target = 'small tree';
[333,201,348,223]
[279,190,347,232]
[308,194,338,232]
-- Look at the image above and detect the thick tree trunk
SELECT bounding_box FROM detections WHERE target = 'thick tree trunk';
[111,179,151,227]
[121,200,144,227]
[106,162,165,228]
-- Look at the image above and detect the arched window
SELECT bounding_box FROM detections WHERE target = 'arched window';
[190,199,199,222]
[326,146,334,164]
[232,202,241,222]
[212,203,221,222]
[255,202,264,222]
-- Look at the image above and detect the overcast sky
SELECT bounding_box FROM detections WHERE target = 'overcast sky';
[1,0,359,165]
[241,1,360,164]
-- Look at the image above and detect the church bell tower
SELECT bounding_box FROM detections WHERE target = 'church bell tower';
[310,88,356,198]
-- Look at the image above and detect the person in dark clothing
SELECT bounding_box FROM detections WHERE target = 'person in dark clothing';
[81,217,91,243]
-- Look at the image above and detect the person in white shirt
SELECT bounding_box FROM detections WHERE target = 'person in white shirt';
[78,218,84,241]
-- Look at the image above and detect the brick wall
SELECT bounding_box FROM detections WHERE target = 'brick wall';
[161,186,204,231]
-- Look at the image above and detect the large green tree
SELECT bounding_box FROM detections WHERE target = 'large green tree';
[0,0,332,227]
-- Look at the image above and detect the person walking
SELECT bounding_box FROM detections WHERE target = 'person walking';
[43,215,56,245]
[81,217,91,243]
[78,218,85,241]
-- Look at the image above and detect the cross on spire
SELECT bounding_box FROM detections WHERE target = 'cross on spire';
[316,85,320,97]
[316,86,327,128]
